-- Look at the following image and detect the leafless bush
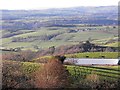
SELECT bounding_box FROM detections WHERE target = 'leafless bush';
[34,59,70,88]
[2,61,34,89]
[2,50,36,62]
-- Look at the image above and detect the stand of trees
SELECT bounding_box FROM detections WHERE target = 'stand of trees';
[36,41,118,56]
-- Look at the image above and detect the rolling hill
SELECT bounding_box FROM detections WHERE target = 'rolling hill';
[0,6,118,50]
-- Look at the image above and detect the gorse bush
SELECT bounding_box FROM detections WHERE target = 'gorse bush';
[34,59,70,88]
[21,62,41,74]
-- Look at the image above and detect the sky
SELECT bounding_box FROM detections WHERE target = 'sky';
[0,0,119,10]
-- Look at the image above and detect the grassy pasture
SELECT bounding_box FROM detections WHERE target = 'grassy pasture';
[65,52,119,59]
[1,26,118,50]
[105,42,119,47]
[33,52,119,63]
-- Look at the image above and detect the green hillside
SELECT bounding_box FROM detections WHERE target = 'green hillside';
[1,26,118,50]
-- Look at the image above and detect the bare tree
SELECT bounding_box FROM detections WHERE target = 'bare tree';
[34,59,70,88]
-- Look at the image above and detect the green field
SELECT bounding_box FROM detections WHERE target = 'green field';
[34,52,119,61]
[66,65,120,79]
[1,26,118,50]
[65,52,119,59]
[3,60,120,81]
[104,42,119,47]
[3,60,120,88]
[32,52,119,64]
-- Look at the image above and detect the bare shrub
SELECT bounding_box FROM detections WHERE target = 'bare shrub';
[2,50,36,62]
[2,61,34,89]
[34,59,70,88]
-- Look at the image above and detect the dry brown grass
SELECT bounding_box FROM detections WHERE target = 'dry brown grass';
[86,73,100,83]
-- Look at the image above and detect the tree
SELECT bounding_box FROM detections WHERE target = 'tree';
[81,41,94,52]
[49,46,55,55]
[105,47,113,52]
[118,60,120,65]
[34,59,70,88]
[53,56,66,64]
[33,45,39,49]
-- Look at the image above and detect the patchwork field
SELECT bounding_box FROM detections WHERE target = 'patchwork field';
[1,6,119,89]
[1,26,118,50]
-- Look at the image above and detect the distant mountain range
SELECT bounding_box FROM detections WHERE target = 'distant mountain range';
[0,6,118,31]
[1,6,117,20]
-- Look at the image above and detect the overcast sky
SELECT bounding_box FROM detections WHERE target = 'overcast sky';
[0,0,119,10]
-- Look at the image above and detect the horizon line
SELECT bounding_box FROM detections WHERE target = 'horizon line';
[0,5,117,10]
